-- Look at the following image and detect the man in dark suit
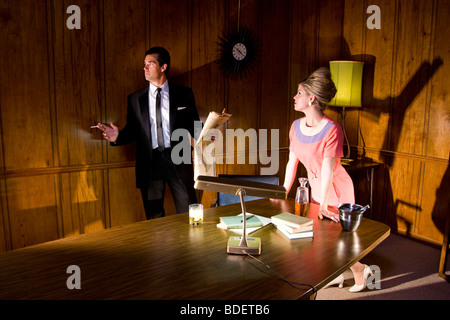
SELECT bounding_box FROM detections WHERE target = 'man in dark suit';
[97,47,200,219]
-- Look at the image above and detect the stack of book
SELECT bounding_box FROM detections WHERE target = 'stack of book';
[271,212,314,239]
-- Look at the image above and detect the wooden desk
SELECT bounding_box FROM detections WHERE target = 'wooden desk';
[0,199,389,300]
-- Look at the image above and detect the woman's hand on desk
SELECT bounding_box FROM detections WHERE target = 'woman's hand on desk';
[319,209,339,223]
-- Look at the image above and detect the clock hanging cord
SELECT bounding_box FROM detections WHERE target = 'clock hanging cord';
[243,250,317,299]
[237,0,241,32]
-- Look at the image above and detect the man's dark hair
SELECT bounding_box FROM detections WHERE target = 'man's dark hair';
[145,47,171,75]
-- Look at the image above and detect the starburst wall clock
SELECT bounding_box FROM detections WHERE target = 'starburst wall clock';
[216,25,260,80]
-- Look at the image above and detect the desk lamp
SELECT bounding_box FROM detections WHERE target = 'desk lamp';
[329,61,364,160]
[194,175,286,255]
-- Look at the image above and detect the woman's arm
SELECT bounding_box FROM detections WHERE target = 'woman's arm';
[318,157,339,222]
[283,151,299,194]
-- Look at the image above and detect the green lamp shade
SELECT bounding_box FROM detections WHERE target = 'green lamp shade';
[329,61,364,107]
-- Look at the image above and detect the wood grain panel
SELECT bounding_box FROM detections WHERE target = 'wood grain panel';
[0,180,9,252]
[150,0,190,79]
[426,0,450,159]
[318,0,345,66]
[384,157,422,234]
[190,0,226,70]
[64,171,106,236]
[49,0,110,242]
[391,0,434,157]
[225,0,259,175]
[52,0,104,167]
[103,0,148,164]
[0,1,53,170]
[419,161,448,243]
[359,0,396,153]
[108,167,146,226]
[190,0,227,118]
[288,0,320,130]
[189,0,227,207]
[259,0,291,176]
[6,175,59,250]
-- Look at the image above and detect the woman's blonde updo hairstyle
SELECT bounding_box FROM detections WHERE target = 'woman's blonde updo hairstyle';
[300,67,337,111]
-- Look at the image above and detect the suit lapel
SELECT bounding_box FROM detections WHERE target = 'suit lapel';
[139,87,151,142]
[169,82,177,134]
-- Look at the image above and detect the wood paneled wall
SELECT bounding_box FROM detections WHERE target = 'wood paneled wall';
[339,0,449,246]
[0,0,448,252]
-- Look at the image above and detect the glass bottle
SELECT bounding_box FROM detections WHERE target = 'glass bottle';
[295,177,309,217]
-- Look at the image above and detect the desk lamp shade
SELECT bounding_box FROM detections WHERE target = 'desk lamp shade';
[329,61,364,107]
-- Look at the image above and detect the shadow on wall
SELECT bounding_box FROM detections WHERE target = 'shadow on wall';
[338,40,444,233]
[432,153,450,236]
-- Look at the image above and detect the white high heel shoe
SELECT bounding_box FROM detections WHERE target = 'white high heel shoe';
[323,274,344,289]
[349,264,373,292]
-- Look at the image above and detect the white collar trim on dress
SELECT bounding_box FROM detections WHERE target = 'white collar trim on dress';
[299,117,329,136]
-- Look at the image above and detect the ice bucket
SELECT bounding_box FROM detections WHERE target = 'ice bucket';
[338,204,370,232]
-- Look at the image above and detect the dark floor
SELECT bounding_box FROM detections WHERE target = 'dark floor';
[316,233,450,300]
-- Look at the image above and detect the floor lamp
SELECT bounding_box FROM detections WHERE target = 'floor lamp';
[329,61,364,160]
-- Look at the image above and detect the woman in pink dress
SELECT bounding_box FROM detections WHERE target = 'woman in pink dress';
[283,67,373,292]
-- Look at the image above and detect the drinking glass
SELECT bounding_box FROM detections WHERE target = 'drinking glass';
[189,203,203,225]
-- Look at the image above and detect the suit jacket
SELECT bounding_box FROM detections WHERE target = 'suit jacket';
[113,81,200,189]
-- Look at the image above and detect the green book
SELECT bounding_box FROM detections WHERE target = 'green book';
[219,215,263,229]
